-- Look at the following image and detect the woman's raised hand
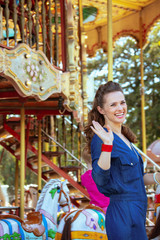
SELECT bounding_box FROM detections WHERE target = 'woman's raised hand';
[90,120,114,145]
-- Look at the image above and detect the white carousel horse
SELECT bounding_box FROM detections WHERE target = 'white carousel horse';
[0,185,9,207]
[0,179,71,240]
[24,184,38,209]
[0,185,6,207]
[55,204,107,240]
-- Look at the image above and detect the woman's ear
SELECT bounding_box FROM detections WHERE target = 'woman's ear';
[97,106,104,115]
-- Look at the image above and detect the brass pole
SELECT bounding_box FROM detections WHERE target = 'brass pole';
[55,0,59,65]
[139,13,147,156]
[27,0,32,47]
[38,120,42,198]
[20,106,25,219]
[42,0,46,54]
[20,0,25,43]
[15,159,19,206]
[52,117,57,165]
[5,0,9,46]
[78,129,81,182]
[13,0,18,45]
[78,0,84,95]
[35,0,39,50]
[107,0,113,81]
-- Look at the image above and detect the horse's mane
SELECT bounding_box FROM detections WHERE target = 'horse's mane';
[35,179,61,212]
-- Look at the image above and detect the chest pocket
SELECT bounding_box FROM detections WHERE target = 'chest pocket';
[119,155,141,183]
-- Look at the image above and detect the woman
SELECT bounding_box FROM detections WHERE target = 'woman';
[84,81,160,240]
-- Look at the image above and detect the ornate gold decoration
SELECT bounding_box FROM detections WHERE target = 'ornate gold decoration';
[67,0,84,122]
[0,44,70,102]
[0,48,11,73]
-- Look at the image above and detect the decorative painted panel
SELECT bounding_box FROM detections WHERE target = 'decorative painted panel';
[0,44,70,102]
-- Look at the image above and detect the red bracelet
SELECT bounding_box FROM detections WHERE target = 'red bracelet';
[101,144,113,152]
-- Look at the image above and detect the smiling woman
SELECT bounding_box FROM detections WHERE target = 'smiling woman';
[84,81,160,240]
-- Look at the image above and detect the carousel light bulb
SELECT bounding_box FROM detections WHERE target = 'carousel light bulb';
[75,45,80,50]
[24,53,31,59]
[40,86,44,91]
[25,80,31,86]
[74,16,79,21]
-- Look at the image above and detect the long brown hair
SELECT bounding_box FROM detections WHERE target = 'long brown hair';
[84,81,137,153]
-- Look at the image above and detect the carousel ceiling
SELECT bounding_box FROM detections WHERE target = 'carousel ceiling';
[80,0,160,56]
[81,0,156,26]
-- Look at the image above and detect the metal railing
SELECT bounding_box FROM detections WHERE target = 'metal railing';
[133,144,160,171]
[41,129,87,170]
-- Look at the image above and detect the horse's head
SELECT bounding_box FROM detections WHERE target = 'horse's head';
[29,185,38,209]
[35,179,71,215]
[58,180,71,213]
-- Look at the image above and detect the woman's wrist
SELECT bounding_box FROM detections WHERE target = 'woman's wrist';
[101,143,113,152]
[103,140,113,145]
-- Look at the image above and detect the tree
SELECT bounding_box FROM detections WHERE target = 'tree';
[143,21,160,144]
[0,146,37,201]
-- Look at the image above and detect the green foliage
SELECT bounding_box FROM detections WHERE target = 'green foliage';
[143,22,160,144]
[0,146,37,200]
[83,7,97,21]
[0,146,16,186]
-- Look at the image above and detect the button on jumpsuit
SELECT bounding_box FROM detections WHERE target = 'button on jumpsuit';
[91,130,148,240]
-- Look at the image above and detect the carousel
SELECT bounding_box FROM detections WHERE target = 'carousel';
[0,0,160,239]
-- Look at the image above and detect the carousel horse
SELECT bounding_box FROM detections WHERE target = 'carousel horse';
[0,185,6,207]
[0,179,71,240]
[55,204,107,240]
[24,184,38,209]
[148,185,160,240]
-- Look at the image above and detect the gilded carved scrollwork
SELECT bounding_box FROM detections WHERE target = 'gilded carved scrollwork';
[0,48,11,73]
[81,33,88,124]
[0,44,70,104]
[67,0,88,123]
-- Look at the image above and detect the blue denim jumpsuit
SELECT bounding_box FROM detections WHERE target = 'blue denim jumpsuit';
[91,130,148,240]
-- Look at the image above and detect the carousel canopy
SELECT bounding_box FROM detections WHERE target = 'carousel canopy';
[81,0,160,56]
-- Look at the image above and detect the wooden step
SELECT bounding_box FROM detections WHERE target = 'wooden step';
[43,165,82,182]
[43,166,81,178]
[42,151,64,158]
[27,156,48,168]
[27,151,64,164]
[42,169,60,179]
